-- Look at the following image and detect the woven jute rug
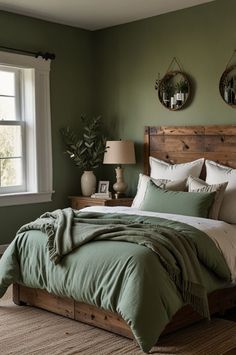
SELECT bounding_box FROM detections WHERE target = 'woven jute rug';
[0,296,236,355]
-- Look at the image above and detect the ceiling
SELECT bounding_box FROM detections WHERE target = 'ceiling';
[0,0,215,31]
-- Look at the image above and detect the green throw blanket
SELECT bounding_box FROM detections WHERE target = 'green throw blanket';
[17,208,230,320]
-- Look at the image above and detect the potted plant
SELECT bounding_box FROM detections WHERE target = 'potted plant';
[61,116,107,196]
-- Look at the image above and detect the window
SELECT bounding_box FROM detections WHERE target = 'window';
[0,67,25,193]
[0,51,53,206]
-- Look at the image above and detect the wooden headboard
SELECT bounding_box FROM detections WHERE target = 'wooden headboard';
[144,125,236,176]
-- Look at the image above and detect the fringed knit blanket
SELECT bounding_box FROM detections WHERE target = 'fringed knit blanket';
[17,208,231,320]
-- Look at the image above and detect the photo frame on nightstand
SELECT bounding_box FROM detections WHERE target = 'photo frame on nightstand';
[98,181,110,194]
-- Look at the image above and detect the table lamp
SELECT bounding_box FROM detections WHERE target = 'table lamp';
[103,140,136,198]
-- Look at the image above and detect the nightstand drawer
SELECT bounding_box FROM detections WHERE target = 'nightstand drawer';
[69,196,133,209]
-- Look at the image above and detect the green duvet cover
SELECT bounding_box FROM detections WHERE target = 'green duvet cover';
[0,209,231,353]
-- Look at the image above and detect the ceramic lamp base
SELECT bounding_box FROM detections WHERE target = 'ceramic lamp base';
[113,166,127,196]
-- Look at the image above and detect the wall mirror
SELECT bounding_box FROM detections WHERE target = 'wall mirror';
[157,71,190,111]
[219,65,236,107]
[155,57,191,111]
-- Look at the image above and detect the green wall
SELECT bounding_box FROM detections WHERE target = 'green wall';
[94,0,236,195]
[0,11,93,243]
[1,0,236,243]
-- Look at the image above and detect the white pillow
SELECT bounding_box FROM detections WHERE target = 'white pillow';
[187,175,228,220]
[149,157,204,180]
[205,160,236,224]
[132,173,186,208]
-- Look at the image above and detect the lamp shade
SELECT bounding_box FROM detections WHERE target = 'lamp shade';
[103,140,136,165]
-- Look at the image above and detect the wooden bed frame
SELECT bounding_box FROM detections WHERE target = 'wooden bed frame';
[13,124,236,341]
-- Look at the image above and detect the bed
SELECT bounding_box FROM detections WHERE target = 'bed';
[2,124,236,353]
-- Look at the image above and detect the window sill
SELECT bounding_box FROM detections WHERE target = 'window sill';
[0,191,54,207]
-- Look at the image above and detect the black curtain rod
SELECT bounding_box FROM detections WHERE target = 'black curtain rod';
[0,45,56,60]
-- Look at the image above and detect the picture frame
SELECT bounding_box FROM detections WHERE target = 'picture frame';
[98,181,110,194]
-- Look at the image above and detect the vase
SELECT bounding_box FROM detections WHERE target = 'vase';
[81,171,96,197]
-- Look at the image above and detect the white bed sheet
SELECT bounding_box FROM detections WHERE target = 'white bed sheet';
[81,205,236,282]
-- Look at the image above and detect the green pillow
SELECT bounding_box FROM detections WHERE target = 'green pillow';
[140,180,215,218]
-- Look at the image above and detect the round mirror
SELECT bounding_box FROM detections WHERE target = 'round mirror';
[157,71,190,111]
[219,65,236,107]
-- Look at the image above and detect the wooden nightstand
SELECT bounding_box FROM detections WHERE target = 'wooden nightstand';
[69,196,133,210]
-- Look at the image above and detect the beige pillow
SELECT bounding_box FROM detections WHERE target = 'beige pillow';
[155,178,187,191]
[187,175,228,220]
[132,173,186,208]
[205,160,236,223]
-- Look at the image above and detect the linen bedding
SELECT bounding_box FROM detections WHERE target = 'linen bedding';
[0,207,234,353]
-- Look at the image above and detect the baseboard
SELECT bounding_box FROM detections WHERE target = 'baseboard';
[0,244,9,255]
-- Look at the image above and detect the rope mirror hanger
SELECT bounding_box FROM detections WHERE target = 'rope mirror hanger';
[155,57,191,111]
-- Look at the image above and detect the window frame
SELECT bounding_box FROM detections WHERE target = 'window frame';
[0,51,53,206]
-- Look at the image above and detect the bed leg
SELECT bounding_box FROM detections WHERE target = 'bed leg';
[13,283,25,306]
